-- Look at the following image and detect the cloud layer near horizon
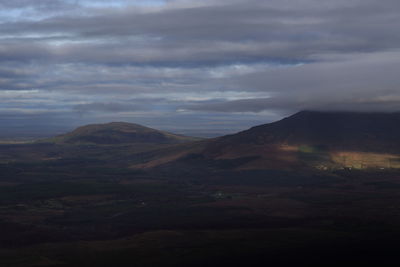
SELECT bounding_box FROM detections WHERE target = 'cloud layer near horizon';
[1,0,400,136]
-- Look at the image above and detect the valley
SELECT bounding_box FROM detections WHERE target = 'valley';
[1,111,400,266]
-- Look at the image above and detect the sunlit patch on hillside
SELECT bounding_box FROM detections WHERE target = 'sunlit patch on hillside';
[330,151,400,169]
[287,145,400,170]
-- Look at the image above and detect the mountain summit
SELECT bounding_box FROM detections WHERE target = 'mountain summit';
[45,122,199,145]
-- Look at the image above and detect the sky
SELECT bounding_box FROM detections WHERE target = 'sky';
[0,0,400,138]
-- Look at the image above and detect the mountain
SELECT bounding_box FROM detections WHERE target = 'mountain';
[43,122,200,145]
[133,111,400,170]
[208,111,400,153]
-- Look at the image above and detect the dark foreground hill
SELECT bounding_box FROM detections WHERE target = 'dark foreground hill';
[134,111,400,170]
[42,122,199,145]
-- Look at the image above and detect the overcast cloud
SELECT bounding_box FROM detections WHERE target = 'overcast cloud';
[0,0,399,137]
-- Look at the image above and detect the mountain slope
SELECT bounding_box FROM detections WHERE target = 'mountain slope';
[208,111,400,153]
[133,111,400,170]
[43,122,200,145]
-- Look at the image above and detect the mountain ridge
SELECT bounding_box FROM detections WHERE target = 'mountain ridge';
[132,111,400,170]
[208,110,400,153]
[41,121,200,145]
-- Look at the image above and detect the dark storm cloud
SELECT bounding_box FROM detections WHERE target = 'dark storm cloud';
[1,0,400,137]
[2,0,400,66]
[73,102,145,113]
[0,65,39,90]
[188,96,400,114]
[0,67,31,78]
[0,43,52,63]
[188,51,400,112]
[0,0,71,10]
